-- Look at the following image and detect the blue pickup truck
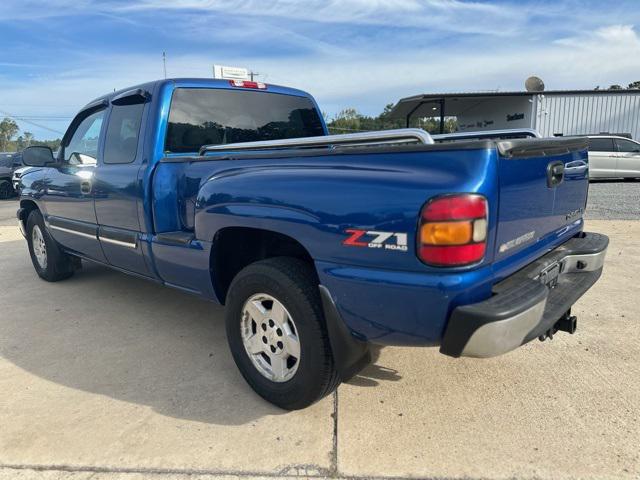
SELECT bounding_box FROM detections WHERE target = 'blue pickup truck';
[17,78,608,409]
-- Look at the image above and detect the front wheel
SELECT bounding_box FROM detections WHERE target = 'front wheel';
[26,210,75,282]
[225,257,340,410]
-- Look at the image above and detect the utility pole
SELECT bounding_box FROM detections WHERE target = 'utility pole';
[249,71,260,81]
[163,52,167,79]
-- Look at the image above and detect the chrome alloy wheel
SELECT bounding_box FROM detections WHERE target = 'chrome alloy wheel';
[241,293,301,383]
[32,225,47,269]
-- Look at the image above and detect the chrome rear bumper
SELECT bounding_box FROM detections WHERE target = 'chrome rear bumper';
[440,232,608,358]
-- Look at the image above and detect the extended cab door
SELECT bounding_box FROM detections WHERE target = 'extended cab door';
[93,89,152,277]
[614,138,640,179]
[44,104,107,262]
[587,137,617,178]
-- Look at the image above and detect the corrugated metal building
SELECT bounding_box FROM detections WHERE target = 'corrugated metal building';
[389,89,640,140]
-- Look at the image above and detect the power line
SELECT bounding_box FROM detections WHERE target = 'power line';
[0,108,65,135]
[7,116,72,120]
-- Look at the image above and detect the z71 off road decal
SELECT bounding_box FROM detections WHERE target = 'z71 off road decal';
[343,229,408,252]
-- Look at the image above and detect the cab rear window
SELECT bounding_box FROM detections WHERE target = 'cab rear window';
[165,88,325,153]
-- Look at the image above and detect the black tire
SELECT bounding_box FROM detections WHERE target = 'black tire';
[0,180,13,199]
[26,210,75,282]
[225,257,340,410]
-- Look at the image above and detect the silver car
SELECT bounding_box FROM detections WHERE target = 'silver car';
[588,135,640,179]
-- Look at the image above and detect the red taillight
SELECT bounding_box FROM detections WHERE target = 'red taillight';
[229,80,267,89]
[421,194,486,221]
[418,194,488,267]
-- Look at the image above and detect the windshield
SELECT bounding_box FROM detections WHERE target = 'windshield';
[165,88,325,153]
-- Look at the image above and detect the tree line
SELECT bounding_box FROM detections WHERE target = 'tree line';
[0,117,61,152]
[598,81,640,90]
[325,103,457,135]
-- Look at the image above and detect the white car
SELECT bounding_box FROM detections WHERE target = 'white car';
[588,135,640,179]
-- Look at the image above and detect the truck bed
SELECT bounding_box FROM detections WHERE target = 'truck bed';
[149,136,590,346]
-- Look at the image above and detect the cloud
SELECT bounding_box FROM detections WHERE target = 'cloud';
[1,1,640,139]
[556,24,640,47]
[1,0,523,35]
[124,0,520,34]
[4,21,640,130]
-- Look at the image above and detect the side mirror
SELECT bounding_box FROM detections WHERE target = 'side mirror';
[22,146,55,167]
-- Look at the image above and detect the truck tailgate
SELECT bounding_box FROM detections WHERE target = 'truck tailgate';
[494,137,589,261]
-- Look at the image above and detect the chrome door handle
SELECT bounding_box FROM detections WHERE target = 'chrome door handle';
[564,160,588,173]
[80,181,92,194]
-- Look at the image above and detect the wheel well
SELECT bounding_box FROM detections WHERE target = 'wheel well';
[211,227,317,304]
[19,199,39,220]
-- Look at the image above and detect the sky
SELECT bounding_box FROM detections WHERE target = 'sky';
[1,0,640,140]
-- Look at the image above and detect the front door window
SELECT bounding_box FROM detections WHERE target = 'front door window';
[64,110,105,165]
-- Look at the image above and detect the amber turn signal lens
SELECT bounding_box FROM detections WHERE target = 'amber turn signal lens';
[420,221,473,245]
[417,194,488,267]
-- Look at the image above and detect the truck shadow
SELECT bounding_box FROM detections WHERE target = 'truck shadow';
[1,252,401,425]
[345,345,402,387]
[1,256,291,425]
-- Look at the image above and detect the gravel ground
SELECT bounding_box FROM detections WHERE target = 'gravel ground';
[586,180,640,220]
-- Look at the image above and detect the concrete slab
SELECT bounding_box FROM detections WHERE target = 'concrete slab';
[2,194,639,480]
[337,220,640,479]
[0,236,334,475]
[0,468,303,480]
[0,225,22,242]
[0,199,18,226]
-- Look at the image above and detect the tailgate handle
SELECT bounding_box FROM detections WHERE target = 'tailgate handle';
[547,161,565,188]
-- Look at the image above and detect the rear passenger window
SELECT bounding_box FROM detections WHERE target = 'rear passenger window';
[589,138,614,152]
[615,139,640,153]
[103,103,145,164]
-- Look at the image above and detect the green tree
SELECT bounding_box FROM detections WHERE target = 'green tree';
[326,105,458,135]
[0,118,19,151]
[628,81,640,89]
[23,131,34,147]
[608,84,623,90]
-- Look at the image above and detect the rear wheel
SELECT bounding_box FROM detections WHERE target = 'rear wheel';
[225,257,339,410]
[26,210,75,282]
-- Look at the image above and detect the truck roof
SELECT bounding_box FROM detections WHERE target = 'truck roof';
[82,78,314,112]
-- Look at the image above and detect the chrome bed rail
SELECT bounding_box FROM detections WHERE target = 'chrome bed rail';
[199,128,434,155]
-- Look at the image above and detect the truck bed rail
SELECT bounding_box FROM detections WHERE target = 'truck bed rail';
[199,128,433,155]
